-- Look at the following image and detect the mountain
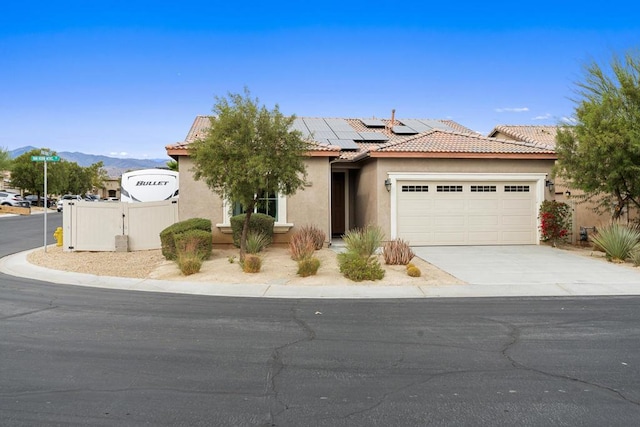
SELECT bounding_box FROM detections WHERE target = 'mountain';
[8,147,170,177]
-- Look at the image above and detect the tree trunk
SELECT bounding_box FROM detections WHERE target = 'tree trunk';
[239,205,254,261]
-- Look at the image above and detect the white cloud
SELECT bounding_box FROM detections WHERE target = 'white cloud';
[561,116,577,124]
[495,107,529,113]
[532,113,552,120]
[109,151,129,157]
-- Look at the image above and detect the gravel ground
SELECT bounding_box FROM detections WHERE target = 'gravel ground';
[26,245,466,286]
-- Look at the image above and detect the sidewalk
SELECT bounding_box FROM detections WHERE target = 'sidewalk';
[2,246,640,299]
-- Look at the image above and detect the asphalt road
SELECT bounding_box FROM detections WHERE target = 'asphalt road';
[1,214,640,426]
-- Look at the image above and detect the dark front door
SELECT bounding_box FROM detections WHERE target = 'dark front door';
[331,172,346,236]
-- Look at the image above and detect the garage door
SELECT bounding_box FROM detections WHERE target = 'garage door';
[397,181,537,245]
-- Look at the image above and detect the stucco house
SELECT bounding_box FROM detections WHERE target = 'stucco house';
[166,115,557,246]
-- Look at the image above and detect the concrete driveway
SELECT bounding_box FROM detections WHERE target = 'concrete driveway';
[414,245,640,296]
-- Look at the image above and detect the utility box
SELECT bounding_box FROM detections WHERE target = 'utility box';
[115,235,129,252]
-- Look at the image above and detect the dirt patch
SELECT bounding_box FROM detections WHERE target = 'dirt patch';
[27,245,465,287]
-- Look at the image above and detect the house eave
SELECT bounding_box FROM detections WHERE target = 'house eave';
[368,151,557,160]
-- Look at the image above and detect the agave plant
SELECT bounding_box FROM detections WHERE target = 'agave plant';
[245,231,270,254]
[590,224,640,262]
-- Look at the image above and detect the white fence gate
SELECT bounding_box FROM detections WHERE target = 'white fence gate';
[62,200,179,251]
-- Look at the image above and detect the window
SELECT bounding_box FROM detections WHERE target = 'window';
[401,185,429,192]
[222,192,289,226]
[470,185,496,192]
[232,191,278,219]
[504,185,530,192]
[437,185,463,192]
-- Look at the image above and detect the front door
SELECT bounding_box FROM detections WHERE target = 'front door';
[331,172,346,236]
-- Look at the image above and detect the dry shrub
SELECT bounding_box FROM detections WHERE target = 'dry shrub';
[407,266,422,277]
[383,238,415,265]
[178,254,203,276]
[289,231,316,261]
[297,256,321,277]
[242,254,262,273]
[298,225,326,250]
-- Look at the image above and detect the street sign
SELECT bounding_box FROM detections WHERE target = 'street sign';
[31,155,60,162]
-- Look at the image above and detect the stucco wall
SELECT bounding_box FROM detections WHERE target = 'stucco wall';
[286,157,331,244]
[177,155,331,245]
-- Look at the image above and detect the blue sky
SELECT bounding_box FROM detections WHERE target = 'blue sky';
[1,1,639,159]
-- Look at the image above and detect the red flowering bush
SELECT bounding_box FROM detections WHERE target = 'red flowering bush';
[539,200,572,246]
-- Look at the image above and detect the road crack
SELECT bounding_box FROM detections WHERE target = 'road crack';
[264,303,317,425]
[490,317,640,407]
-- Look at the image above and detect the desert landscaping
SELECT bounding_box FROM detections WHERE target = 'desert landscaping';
[27,244,466,287]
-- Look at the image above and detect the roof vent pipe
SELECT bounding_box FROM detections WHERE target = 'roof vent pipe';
[391,109,396,126]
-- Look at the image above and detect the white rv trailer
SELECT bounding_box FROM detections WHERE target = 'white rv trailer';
[120,169,179,202]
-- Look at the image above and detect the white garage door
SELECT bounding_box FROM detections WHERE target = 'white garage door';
[397,181,537,245]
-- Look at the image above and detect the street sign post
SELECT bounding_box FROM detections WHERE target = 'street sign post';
[31,154,60,252]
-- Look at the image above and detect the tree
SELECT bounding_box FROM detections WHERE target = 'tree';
[190,89,309,259]
[166,159,178,171]
[85,161,108,193]
[555,50,640,219]
[10,148,103,197]
[10,148,63,197]
[0,147,11,172]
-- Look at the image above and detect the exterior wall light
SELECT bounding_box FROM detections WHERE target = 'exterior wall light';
[565,190,571,198]
[384,178,392,192]
[545,180,555,193]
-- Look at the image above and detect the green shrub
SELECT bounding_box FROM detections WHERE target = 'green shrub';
[590,223,640,262]
[383,238,415,265]
[174,229,212,260]
[297,256,321,277]
[160,218,212,260]
[289,230,316,261]
[343,225,385,257]
[407,266,422,277]
[230,213,275,248]
[242,254,262,273]
[177,254,203,275]
[246,231,270,254]
[337,251,385,282]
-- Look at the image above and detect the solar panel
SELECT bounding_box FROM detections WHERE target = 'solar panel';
[334,131,361,140]
[356,132,389,142]
[290,118,312,139]
[398,119,432,133]
[312,130,338,140]
[303,117,333,132]
[324,118,354,131]
[418,119,455,131]
[360,118,386,127]
[391,125,418,135]
[328,139,360,150]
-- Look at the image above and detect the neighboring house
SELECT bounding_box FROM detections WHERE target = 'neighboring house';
[166,115,556,246]
[95,176,121,200]
[487,125,636,243]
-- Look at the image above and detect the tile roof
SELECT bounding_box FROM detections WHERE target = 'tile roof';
[374,129,556,155]
[487,125,559,150]
[166,116,556,160]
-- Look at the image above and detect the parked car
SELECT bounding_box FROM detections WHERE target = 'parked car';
[24,194,56,208]
[57,194,83,212]
[84,194,101,202]
[0,191,31,208]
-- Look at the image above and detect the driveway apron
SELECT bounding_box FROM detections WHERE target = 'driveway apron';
[414,245,640,294]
